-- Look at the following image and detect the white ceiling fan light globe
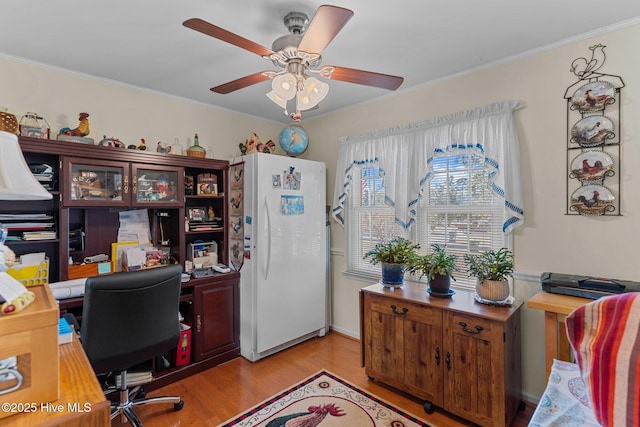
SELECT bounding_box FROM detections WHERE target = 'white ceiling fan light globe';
[296,77,329,110]
[296,91,314,111]
[266,91,287,108]
[307,77,329,103]
[272,73,297,100]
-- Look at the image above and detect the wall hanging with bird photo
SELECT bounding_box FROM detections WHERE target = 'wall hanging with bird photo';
[229,161,244,271]
[564,44,624,216]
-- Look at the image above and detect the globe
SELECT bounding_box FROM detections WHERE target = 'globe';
[278,125,308,157]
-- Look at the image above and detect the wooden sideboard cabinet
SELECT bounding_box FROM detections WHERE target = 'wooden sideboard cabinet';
[360,282,522,427]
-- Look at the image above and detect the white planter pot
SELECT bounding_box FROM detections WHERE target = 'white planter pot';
[476,279,510,301]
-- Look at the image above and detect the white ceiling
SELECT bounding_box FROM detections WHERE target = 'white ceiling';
[1,1,640,124]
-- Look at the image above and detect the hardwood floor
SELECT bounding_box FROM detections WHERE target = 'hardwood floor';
[112,332,534,427]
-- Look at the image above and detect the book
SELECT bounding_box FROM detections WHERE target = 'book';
[58,317,73,345]
[22,230,57,240]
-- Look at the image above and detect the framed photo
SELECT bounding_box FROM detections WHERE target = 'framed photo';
[197,173,218,196]
[188,207,206,222]
[198,182,217,195]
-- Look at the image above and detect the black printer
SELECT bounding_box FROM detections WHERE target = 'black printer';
[541,272,640,300]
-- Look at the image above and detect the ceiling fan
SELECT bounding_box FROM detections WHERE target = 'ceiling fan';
[183,5,404,120]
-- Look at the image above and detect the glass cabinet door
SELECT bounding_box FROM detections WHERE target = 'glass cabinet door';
[63,157,129,207]
[132,164,183,207]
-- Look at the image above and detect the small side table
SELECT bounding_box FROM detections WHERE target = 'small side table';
[527,291,591,378]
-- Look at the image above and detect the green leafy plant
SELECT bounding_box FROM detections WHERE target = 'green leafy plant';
[408,244,457,281]
[464,248,514,282]
[363,237,420,265]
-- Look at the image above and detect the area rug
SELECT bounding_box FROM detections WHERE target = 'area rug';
[218,370,432,427]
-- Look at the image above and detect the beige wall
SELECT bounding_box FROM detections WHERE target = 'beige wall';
[0,54,282,159]
[2,21,639,402]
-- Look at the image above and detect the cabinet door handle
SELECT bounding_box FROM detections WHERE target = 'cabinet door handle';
[435,347,440,365]
[196,314,202,333]
[390,305,408,315]
[459,321,483,334]
[124,175,129,194]
[446,351,451,370]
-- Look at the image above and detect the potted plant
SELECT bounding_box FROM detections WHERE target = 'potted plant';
[464,248,514,302]
[363,237,419,287]
[408,244,457,296]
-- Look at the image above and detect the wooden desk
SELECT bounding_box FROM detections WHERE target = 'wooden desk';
[4,334,110,427]
[527,291,591,378]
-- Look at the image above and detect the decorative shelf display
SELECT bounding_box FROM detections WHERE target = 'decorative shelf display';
[564,44,624,216]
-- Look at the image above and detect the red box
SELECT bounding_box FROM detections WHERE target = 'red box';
[175,323,191,366]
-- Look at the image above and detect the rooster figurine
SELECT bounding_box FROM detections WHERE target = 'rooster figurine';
[240,133,276,155]
[265,403,345,427]
[156,141,171,153]
[59,112,90,137]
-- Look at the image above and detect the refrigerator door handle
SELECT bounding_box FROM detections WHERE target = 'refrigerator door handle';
[263,198,271,280]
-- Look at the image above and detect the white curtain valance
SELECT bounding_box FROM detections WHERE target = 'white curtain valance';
[332,100,524,233]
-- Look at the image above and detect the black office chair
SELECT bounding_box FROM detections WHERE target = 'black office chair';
[80,264,185,426]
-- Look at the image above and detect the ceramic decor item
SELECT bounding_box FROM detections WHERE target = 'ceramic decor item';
[570,184,615,216]
[570,81,615,113]
[570,116,614,147]
[569,151,615,183]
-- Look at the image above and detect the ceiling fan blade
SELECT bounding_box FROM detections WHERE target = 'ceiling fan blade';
[211,71,272,94]
[327,66,404,90]
[297,5,354,55]
[183,18,274,57]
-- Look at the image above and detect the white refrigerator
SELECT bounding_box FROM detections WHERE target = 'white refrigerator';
[233,153,327,362]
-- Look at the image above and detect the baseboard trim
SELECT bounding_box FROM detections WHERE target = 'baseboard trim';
[328,325,359,340]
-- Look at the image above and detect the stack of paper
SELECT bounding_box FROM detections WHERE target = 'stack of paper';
[0,214,56,241]
[118,209,151,243]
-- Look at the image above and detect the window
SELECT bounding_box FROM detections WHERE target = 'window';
[346,153,507,290]
[346,166,409,280]
[334,101,524,290]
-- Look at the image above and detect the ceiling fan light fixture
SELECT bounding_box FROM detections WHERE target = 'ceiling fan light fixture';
[266,90,287,109]
[296,77,329,111]
[185,6,404,121]
[272,73,297,100]
[306,77,329,101]
[267,91,287,108]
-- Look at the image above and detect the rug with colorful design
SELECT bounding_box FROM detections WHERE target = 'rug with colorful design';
[217,370,432,427]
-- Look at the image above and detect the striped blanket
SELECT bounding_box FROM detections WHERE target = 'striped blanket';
[565,292,640,427]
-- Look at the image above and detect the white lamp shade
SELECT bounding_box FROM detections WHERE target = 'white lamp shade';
[266,91,288,108]
[0,131,52,200]
[272,73,298,100]
[297,77,329,111]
